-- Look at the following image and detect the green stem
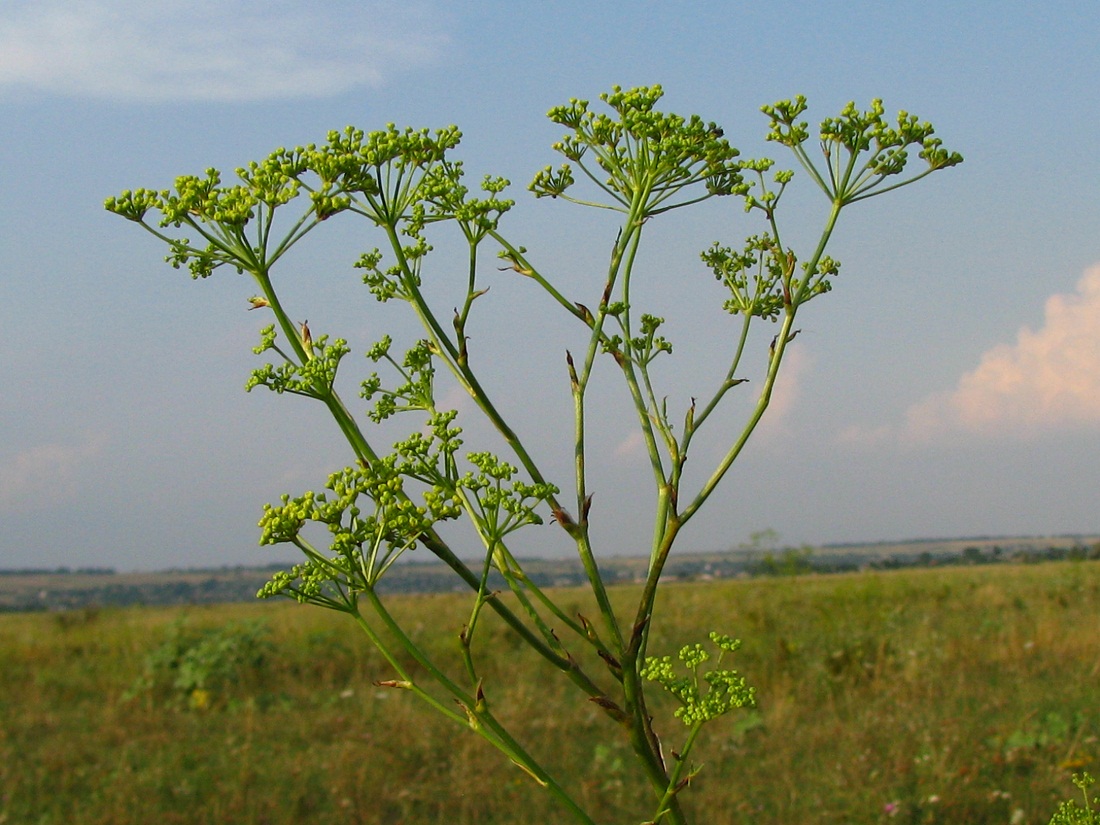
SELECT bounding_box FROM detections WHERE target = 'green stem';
[568,221,661,653]
[567,369,623,652]
[349,606,469,727]
[650,722,705,824]
[488,232,591,326]
[621,517,687,825]
[680,200,843,524]
[359,589,598,825]
[382,221,628,670]
[687,311,752,438]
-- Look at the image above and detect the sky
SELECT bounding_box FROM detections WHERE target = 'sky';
[1,0,1099,572]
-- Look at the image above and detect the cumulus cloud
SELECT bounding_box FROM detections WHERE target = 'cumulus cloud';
[755,345,811,442]
[0,434,107,511]
[0,0,448,102]
[844,264,1100,444]
[614,429,646,459]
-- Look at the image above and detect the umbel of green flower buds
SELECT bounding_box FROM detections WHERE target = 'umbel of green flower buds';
[641,632,756,726]
[531,84,747,216]
[761,95,962,205]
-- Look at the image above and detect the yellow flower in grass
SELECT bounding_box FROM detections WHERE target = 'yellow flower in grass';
[189,688,211,711]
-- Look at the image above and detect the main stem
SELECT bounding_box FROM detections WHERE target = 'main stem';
[573,200,690,824]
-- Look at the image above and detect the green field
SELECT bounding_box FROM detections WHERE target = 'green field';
[2,561,1097,824]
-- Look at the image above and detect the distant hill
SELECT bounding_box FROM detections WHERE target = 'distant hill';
[3,534,1098,612]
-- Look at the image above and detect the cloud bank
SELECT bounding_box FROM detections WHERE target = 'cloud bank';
[0,434,106,512]
[846,264,1100,444]
[0,0,447,102]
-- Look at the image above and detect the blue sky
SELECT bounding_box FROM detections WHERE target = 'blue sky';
[2,0,1098,571]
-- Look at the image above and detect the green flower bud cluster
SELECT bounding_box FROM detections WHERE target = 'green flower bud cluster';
[702,236,790,321]
[107,171,261,280]
[105,170,242,227]
[641,632,756,726]
[459,452,560,538]
[738,158,797,217]
[629,314,673,367]
[106,120,487,292]
[604,301,627,317]
[257,449,466,606]
[255,410,557,605]
[360,338,436,423]
[234,158,303,209]
[251,323,279,355]
[166,242,222,280]
[354,232,432,305]
[104,188,164,223]
[256,550,372,610]
[418,163,515,239]
[761,96,812,147]
[246,325,349,398]
[107,168,284,280]
[798,256,840,302]
[533,85,746,216]
[247,124,464,224]
[762,96,962,204]
[528,164,574,200]
[390,410,465,483]
[257,415,468,559]
[378,414,555,547]
[819,100,942,167]
[161,169,256,228]
[355,250,410,303]
[303,124,464,226]
[1048,773,1097,825]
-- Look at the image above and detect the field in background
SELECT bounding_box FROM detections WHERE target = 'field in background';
[3,534,1098,611]
[2,560,1098,824]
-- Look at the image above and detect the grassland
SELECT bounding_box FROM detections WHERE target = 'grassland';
[1,560,1097,824]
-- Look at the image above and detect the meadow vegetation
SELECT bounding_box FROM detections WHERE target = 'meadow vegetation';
[2,559,1097,824]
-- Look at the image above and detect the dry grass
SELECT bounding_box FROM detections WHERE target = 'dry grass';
[1,560,1097,824]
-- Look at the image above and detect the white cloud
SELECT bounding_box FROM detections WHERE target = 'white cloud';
[0,434,107,511]
[844,264,1100,445]
[755,345,811,443]
[0,0,448,102]
[614,429,645,459]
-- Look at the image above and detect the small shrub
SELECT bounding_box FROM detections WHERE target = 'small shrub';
[126,617,271,708]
